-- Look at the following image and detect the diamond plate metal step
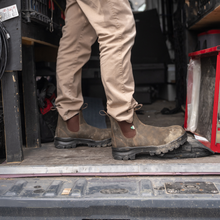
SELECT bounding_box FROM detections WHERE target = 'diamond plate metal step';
[1,176,220,219]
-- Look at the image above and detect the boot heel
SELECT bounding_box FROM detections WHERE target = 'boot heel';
[112,149,136,160]
[54,137,77,149]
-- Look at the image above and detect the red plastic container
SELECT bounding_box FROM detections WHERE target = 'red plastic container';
[185,46,220,152]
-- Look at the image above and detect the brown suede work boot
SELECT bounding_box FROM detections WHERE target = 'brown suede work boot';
[54,111,111,149]
[110,113,187,160]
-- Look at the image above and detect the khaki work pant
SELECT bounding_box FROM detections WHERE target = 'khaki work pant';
[56,0,138,123]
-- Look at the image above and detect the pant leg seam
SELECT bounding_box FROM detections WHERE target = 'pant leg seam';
[107,0,125,94]
[68,17,88,100]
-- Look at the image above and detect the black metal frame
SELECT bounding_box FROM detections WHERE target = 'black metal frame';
[0,0,62,162]
[187,0,220,28]
[21,0,65,30]
[21,0,50,25]
[22,45,41,149]
[1,72,23,162]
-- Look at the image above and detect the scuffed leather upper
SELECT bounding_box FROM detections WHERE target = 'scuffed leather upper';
[110,113,186,148]
[55,111,111,141]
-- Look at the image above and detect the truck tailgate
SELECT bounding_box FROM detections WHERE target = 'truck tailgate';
[0,176,220,219]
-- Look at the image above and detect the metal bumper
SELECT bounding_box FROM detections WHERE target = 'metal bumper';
[1,176,220,219]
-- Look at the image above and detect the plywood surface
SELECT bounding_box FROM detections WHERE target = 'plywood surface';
[190,5,220,30]
[0,142,219,167]
[22,37,58,48]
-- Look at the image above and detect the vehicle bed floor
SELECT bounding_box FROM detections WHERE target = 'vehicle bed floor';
[1,100,220,175]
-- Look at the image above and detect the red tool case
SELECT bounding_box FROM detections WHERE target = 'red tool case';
[185,46,220,152]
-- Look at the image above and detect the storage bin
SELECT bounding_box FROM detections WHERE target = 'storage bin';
[134,86,153,104]
[22,0,49,24]
[22,0,65,28]
[198,30,220,49]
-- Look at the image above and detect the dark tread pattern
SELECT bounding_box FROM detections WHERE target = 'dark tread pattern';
[112,132,187,160]
[54,138,112,149]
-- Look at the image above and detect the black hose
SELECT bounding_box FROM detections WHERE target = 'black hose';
[0,21,9,80]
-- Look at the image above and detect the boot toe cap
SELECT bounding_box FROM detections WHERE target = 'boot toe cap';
[164,125,186,144]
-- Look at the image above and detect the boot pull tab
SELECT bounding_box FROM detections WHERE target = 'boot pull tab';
[134,104,143,111]
[81,103,88,110]
[99,110,109,117]
[50,106,57,111]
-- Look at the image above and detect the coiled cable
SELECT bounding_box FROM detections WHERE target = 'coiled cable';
[0,21,9,80]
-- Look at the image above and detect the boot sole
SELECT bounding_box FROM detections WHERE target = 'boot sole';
[54,137,112,149]
[112,132,187,160]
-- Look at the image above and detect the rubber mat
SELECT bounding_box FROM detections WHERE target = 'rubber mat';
[83,97,107,129]
[158,136,215,159]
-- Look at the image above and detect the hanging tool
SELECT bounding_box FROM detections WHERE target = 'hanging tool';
[49,0,54,32]
[0,16,9,80]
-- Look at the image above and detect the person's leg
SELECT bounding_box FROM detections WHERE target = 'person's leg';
[76,0,138,123]
[56,0,97,121]
[75,0,187,159]
[54,0,111,149]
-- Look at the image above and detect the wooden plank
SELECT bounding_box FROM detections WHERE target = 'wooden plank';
[22,39,34,46]
[22,37,58,48]
[190,5,220,30]
[1,71,23,162]
[22,45,41,148]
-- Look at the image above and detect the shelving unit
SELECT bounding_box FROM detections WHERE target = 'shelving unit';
[189,4,220,30]
[0,0,61,162]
